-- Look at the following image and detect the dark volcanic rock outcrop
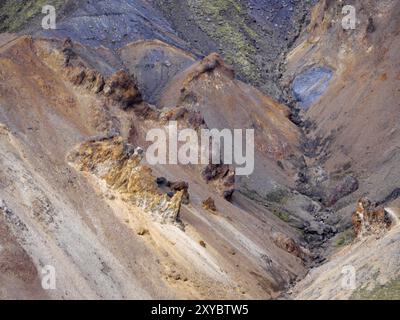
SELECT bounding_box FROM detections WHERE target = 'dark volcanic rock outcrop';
[272,232,308,261]
[103,70,142,109]
[202,164,235,201]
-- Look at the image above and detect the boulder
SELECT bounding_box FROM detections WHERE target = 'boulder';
[104,70,142,109]
[202,197,217,212]
[272,232,308,261]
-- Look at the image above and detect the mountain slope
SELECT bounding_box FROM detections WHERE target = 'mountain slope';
[284,0,400,299]
[0,0,399,300]
[1,0,316,100]
[0,35,309,299]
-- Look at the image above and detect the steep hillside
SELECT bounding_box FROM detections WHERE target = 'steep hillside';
[283,0,400,299]
[151,0,316,99]
[0,0,316,100]
[0,35,310,299]
[0,0,399,301]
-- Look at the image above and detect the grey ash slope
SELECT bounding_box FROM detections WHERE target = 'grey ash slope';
[35,0,194,52]
[150,0,316,100]
[25,0,316,100]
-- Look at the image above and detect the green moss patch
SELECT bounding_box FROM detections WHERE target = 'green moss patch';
[351,276,400,300]
[334,229,354,247]
[0,0,66,32]
[187,0,262,84]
